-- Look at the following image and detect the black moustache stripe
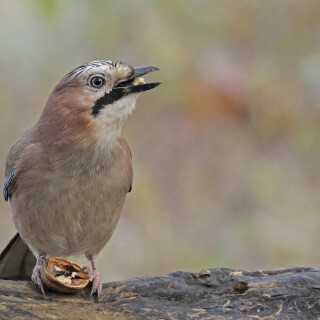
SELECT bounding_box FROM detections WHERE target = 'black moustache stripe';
[91,82,161,116]
[91,90,126,117]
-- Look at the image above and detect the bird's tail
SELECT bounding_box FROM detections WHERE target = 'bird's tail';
[0,233,35,280]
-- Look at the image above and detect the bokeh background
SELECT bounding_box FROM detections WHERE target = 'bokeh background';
[1,0,320,282]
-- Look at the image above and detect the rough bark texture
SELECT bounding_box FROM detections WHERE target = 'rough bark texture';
[1,267,320,319]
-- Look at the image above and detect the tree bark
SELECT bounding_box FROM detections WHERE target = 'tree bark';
[1,267,320,319]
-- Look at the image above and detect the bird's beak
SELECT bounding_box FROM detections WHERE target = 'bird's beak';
[113,66,161,94]
[91,66,160,116]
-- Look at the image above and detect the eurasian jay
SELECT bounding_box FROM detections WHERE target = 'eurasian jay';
[2,60,160,297]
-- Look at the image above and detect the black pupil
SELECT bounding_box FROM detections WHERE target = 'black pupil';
[92,77,103,87]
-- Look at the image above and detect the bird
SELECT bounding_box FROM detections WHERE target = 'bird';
[2,60,160,298]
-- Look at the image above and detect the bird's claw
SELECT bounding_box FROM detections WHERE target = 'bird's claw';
[90,269,102,299]
[79,265,90,274]
[31,265,45,296]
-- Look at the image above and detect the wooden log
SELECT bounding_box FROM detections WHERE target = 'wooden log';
[1,267,320,319]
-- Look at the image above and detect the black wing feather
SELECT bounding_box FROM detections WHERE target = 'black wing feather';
[0,233,35,280]
[128,176,133,193]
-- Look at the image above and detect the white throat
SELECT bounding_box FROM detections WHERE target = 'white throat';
[93,95,137,149]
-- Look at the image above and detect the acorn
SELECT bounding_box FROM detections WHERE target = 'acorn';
[40,257,90,293]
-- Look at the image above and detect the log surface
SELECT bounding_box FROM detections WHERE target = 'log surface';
[1,267,320,319]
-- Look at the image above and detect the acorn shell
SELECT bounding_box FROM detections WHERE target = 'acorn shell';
[40,257,90,293]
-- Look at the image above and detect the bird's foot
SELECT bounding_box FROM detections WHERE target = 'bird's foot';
[79,265,91,275]
[31,255,47,296]
[90,268,102,298]
[88,256,102,299]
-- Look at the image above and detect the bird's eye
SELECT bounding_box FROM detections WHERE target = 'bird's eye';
[90,77,105,88]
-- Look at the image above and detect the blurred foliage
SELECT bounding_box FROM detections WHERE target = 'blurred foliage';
[0,0,320,281]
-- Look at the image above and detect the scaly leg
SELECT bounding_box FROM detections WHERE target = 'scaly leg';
[89,255,102,298]
[31,255,47,296]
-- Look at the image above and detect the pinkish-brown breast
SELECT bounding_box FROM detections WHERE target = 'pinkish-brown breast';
[10,136,133,257]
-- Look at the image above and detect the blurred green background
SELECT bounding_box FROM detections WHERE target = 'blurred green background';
[1,0,320,282]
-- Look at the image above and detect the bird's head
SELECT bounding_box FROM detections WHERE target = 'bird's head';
[40,61,160,146]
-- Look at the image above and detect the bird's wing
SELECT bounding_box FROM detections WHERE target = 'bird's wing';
[3,168,15,201]
[128,176,133,192]
[0,233,35,280]
[120,138,134,193]
[3,127,36,201]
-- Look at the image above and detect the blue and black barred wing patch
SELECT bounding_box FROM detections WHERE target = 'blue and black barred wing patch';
[128,176,133,193]
[3,168,15,202]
